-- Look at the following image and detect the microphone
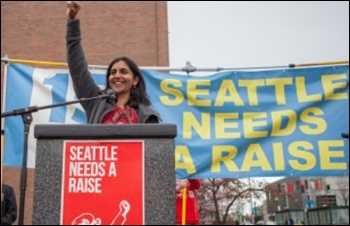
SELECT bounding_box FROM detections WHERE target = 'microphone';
[341,133,349,139]
[98,89,116,101]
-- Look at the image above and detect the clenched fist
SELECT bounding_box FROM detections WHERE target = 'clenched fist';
[176,179,189,191]
[67,1,81,20]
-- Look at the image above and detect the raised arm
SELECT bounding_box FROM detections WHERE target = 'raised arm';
[65,1,101,117]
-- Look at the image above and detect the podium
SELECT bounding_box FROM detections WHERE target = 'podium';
[32,124,177,225]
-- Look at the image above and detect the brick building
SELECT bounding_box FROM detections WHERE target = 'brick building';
[265,176,349,222]
[1,1,169,224]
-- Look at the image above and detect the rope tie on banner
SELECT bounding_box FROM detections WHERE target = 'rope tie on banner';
[288,60,349,68]
[1,57,68,67]
[1,57,348,72]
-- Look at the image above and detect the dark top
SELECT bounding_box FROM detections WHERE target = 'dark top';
[66,19,161,124]
[1,184,17,225]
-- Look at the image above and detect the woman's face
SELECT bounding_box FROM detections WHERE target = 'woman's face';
[108,60,139,95]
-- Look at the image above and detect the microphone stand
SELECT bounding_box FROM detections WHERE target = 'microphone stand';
[1,94,108,225]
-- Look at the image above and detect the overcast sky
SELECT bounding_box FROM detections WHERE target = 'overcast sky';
[167,1,349,74]
[167,1,349,183]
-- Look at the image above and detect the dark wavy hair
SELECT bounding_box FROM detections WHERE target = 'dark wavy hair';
[104,56,151,107]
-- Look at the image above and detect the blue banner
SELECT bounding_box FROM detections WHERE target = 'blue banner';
[3,63,349,179]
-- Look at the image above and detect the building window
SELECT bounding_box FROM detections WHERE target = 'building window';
[295,181,300,190]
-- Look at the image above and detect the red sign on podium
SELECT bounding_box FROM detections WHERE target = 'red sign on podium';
[61,140,144,225]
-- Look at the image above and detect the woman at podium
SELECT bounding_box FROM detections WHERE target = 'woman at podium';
[66,1,161,124]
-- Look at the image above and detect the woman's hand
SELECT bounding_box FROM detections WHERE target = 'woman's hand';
[176,179,189,191]
[67,1,81,20]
